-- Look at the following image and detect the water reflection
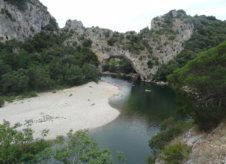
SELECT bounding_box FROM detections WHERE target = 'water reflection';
[90,76,178,164]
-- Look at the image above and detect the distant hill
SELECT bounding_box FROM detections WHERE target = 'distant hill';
[0,0,226,82]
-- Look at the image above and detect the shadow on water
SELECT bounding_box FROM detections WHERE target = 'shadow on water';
[90,76,178,164]
[121,81,178,123]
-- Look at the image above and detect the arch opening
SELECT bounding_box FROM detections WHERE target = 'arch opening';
[101,56,140,81]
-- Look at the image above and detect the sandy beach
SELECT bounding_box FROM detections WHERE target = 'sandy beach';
[0,81,120,139]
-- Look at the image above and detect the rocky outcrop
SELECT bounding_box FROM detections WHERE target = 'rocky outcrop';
[155,121,226,164]
[0,0,55,42]
[0,3,194,82]
[183,123,226,164]
[63,10,194,82]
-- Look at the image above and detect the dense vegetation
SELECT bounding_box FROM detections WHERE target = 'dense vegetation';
[148,117,192,164]
[0,31,100,104]
[160,142,190,164]
[149,118,191,152]
[0,121,116,163]
[154,15,226,81]
[168,41,226,131]
[102,57,135,74]
[149,16,226,163]
[148,118,192,163]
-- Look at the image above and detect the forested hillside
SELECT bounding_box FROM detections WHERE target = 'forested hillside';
[168,41,226,130]
[154,15,226,81]
[148,41,226,164]
[0,31,100,106]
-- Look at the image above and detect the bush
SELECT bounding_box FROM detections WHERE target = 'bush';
[168,41,226,131]
[82,39,92,48]
[42,18,58,31]
[149,118,192,151]
[147,60,154,69]
[0,97,4,107]
[161,142,190,164]
[0,31,100,97]
[0,121,50,163]
[1,69,29,94]
[0,122,115,163]
[103,57,134,74]
[154,16,226,81]
[82,64,100,83]
[64,65,84,85]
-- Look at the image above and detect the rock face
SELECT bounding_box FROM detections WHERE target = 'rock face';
[63,10,194,81]
[183,123,226,164]
[0,3,194,82]
[0,0,54,42]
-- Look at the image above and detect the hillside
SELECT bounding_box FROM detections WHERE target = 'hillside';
[62,10,193,81]
[1,0,226,82]
[168,41,226,130]
[154,15,226,81]
[149,41,226,164]
[0,0,57,42]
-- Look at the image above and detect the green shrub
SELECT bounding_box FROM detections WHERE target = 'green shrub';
[154,16,226,81]
[82,39,92,48]
[149,118,192,151]
[0,97,4,107]
[147,60,154,69]
[168,41,226,131]
[0,31,100,97]
[161,142,190,164]
[0,122,115,163]
[103,57,134,74]
[0,121,50,163]
[147,155,155,164]
[42,18,58,31]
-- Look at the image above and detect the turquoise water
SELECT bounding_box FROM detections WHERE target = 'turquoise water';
[90,77,177,164]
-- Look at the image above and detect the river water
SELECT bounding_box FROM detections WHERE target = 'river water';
[90,76,178,164]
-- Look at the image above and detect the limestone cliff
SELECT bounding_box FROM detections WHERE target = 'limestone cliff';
[0,3,194,82]
[0,0,55,42]
[63,10,194,81]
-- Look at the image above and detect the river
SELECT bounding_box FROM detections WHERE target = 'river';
[90,76,178,164]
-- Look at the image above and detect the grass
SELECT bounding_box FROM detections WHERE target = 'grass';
[161,142,190,164]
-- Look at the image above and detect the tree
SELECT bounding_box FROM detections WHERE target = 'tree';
[36,131,112,164]
[0,122,115,163]
[1,69,29,94]
[82,64,100,82]
[0,121,50,163]
[168,41,226,131]
[42,18,59,31]
[64,65,84,86]
[0,97,4,107]
[28,66,54,91]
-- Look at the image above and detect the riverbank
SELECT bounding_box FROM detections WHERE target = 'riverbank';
[0,81,120,139]
[182,122,226,163]
[154,121,226,164]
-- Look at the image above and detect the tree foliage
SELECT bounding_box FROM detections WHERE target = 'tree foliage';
[154,15,226,81]
[0,31,100,99]
[103,57,134,74]
[0,122,114,163]
[149,118,191,152]
[168,41,226,131]
[161,142,190,164]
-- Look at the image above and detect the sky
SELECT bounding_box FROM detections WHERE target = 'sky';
[39,0,226,32]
